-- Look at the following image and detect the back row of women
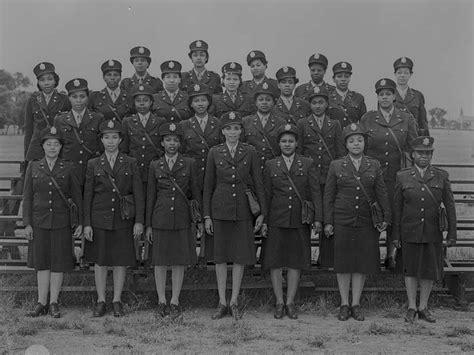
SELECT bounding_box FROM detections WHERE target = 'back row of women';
[23,40,456,324]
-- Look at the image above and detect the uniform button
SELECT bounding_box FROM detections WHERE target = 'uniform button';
[385,162,389,165]
[318,164,321,167]
[355,196,359,200]
[385,142,388,145]
[356,187,360,190]
[261,157,265,160]
[262,139,265,142]
[232,184,235,187]
[232,193,236,197]
[49,191,52,194]
[421,198,424,201]
[172,188,176,191]
[142,137,146,141]
[421,218,424,222]
[289,196,292,200]
[385,152,389,155]
[202,149,205,153]
[201,167,205,170]
[171,197,175,201]
[49,182,52,186]
[386,133,389,136]
[318,156,321,159]
[79,150,83,154]
[355,205,359,209]
[112,198,115,202]
[49,200,52,203]
[80,160,83,164]
[112,189,116,192]
[142,146,146,149]
[231,175,235,178]
[202,158,205,161]
[141,155,145,158]
[112,208,115,211]
[49,209,53,212]
[171,207,174,211]
[421,208,424,211]
[318,147,322,150]
[289,187,292,190]
[262,147,266,151]
[231,166,235,169]
[289,205,292,209]
[421,188,425,191]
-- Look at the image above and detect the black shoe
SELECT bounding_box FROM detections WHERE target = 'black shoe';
[274,303,285,319]
[286,303,298,320]
[211,303,228,320]
[93,301,106,317]
[156,302,167,317]
[418,308,436,323]
[49,302,61,318]
[26,302,49,317]
[337,305,350,321]
[229,303,242,320]
[112,302,123,317]
[351,305,365,321]
[170,303,182,318]
[404,308,417,323]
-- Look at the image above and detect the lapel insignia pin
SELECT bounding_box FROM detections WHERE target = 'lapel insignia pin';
[107,120,114,128]
[169,123,176,131]
[50,127,57,134]
[423,137,430,145]
[229,112,236,120]
[262,83,268,89]
[194,84,200,91]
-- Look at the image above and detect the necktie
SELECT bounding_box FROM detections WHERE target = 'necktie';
[76,113,82,126]
[353,159,360,171]
[230,147,235,158]
[168,158,174,170]
[230,94,236,103]
[169,92,175,102]
[45,94,51,105]
[285,157,292,170]
[109,155,115,168]
[48,161,54,170]
[200,118,206,131]
[141,116,148,127]
[261,117,267,127]
[111,91,117,102]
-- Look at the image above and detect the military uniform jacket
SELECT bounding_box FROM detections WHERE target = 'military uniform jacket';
[54,110,104,183]
[296,114,345,184]
[181,69,222,95]
[152,90,192,123]
[121,113,167,182]
[83,153,144,230]
[271,96,311,125]
[324,155,391,227]
[23,158,82,229]
[393,166,456,243]
[120,73,163,94]
[327,89,367,128]
[242,113,286,170]
[240,77,279,98]
[294,81,335,99]
[24,91,71,161]
[179,115,223,188]
[203,143,266,221]
[210,91,255,119]
[88,88,131,122]
[394,87,429,135]
[359,108,418,183]
[146,154,201,230]
[263,154,323,228]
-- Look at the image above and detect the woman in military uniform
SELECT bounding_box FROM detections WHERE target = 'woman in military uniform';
[145,122,202,317]
[211,62,254,119]
[327,62,366,128]
[296,86,345,268]
[24,62,71,162]
[324,123,390,322]
[153,60,192,123]
[393,136,456,323]
[181,40,222,95]
[393,57,429,135]
[23,126,82,318]
[359,78,418,264]
[242,83,286,171]
[295,53,335,99]
[262,124,322,320]
[54,78,104,184]
[83,120,144,317]
[241,50,279,99]
[120,46,163,94]
[272,66,311,125]
[88,60,131,122]
[203,111,266,320]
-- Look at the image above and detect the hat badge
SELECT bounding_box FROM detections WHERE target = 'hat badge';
[194,84,200,92]
[168,61,174,69]
[350,123,357,131]
[138,47,145,54]
[284,124,291,131]
[196,41,202,48]
[380,79,386,86]
[39,63,46,70]
[314,87,320,94]
[229,112,236,120]
[230,62,236,69]
[169,123,177,132]
[139,85,144,91]
[50,126,57,135]
[313,54,320,59]
[108,60,114,67]
[341,62,347,69]
[73,79,80,87]
[283,67,289,73]
[262,83,268,90]
[107,120,114,128]
[401,57,407,63]
[423,137,430,146]
[250,51,255,58]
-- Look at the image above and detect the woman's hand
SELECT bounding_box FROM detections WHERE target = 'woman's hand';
[312,221,322,234]
[324,224,334,238]
[205,218,213,235]
[377,222,388,232]
[145,226,153,244]
[24,225,33,240]
[196,222,204,238]
[73,225,83,239]
[254,215,264,233]
[261,223,268,238]
[84,226,93,241]
[133,223,143,240]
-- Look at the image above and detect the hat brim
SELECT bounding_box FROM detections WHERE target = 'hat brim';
[100,129,122,135]
[375,87,396,94]
[333,70,352,75]
[412,147,435,151]
[36,70,56,79]
[221,121,243,129]
[277,74,298,83]
[41,136,63,145]
[67,87,88,95]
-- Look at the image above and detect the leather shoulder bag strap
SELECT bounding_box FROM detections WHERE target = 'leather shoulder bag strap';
[351,172,374,205]
[421,181,440,207]
[190,124,210,150]
[165,172,190,205]
[49,175,71,207]
[104,171,123,197]
[254,125,277,157]
[107,104,123,122]
[311,119,334,160]
[71,126,94,155]
[277,165,304,205]
[386,127,403,154]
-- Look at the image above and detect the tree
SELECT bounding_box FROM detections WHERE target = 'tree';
[0,70,31,134]
[428,107,448,128]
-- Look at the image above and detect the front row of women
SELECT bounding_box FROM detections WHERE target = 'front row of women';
[23,114,456,323]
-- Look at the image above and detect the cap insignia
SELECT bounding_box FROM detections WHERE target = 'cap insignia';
[168,61,174,69]
[194,84,200,92]
[314,86,320,94]
[139,85,144,91]
[230,62,236,69]
[138,47,145,54]
[196,41,202,48]
[350,123,357,131]
[39,63,46,70]
[401,57,407,63]
[250,51,255,58]
[284,124,291,131]
[341,62,347,69]
[107,120,114,128]
[73,79,80,87]
[50,127,57,134]
[283,67,289,73]
[423,137,430,146]
[108,60,114,66]
[169,123,176,131]
[313,54,319,59]
[262,83,268,90]
[229,112,236,120]
[380,79,386,86]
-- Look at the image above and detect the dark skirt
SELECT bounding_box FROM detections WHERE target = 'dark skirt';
[402,242,443,281]
[263,226,311,270]
[151,228,197,266]
[318,234,334,269]
[334,224,380,274]
[214,219,256,265]
[27,227,74,272]
[84,227,136,267]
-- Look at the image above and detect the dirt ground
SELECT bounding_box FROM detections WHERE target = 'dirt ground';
[2,301,473,354]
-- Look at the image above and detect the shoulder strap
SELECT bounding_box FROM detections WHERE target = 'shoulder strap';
[49,175,71,207]
[38,106,52,127]
[386,127,403,154]
[310,118,334,160]
[141,129,162,154]
[190,123,210,150]
[165,171,190,205]
[104,170,122,197]
[227,159,250,190]
[351,172,374,204]
[71,126,94,155]
[277,165,304,204]
[253,124,277,157]
[421,182,440,207]
[106,104,123,123]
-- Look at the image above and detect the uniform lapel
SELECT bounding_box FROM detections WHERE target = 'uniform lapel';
[64,111,78,128]
[410,166,424,183]
[265,114,279,133]
[220,143,235,165]
[388,109,404,128]
[204,116,218,135]
[358,155,371,175]
[374,111,390,128]
[47,90,60,110]
[276,98,290,114]
[145,113,160,131]
[343,155,358,175]
[80,109,94,128]
[171,154,185,174]
[38,158,51,176]
[423,165,436,183]
[232,142,247,163]
[404,87,416,105]
[99,154,114,176]
[290,155,303,175]
[112,153,125,175]
[191,116,204,134]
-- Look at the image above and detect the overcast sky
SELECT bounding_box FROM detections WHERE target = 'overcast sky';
[1,0,472,119]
